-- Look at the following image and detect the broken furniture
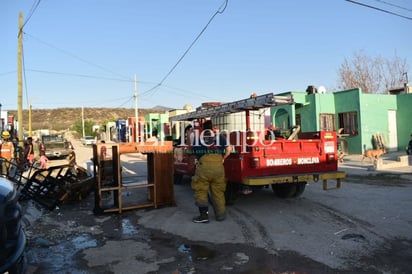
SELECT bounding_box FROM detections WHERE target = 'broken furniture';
[92,141,175,214]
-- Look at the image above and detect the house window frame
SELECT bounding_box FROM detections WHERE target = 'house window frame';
[338,111,358,136]
[295,114,301,128]
[319,113,335,131]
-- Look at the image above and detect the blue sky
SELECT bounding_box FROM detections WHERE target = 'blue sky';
[1,0,411,110]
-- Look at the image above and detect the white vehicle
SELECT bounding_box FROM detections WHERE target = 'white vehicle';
[81,136,96,146]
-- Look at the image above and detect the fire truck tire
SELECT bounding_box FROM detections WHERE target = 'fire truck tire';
[271,183,297,198]
[271,182,306,198]
[225,182,240,205]
[174,174,183,185]
[251,185,264,191]
[293,182,306,198]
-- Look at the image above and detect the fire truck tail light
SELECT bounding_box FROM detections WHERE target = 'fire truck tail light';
[327,153,335,162]
[246,132,257,146]
[250,157,260,168]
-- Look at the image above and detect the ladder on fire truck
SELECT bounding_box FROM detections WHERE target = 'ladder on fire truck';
[170,93,294,121]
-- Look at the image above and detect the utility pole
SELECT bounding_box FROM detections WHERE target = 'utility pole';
[28,99,32,137]
[82,107,85,137]
[134,74,139,143]
[17,12,23,146]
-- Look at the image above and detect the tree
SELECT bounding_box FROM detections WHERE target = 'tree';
[72,119,96,137]
[338,51,409,94]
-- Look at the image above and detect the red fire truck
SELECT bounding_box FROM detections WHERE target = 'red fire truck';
[171,93,345,201]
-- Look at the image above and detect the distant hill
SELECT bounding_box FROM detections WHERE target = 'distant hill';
[152,105,174,111]
[7,107,169,131]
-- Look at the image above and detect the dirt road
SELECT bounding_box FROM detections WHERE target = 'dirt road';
[22,141,412,273]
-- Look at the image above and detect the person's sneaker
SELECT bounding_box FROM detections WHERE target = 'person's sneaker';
[192,213,209,223]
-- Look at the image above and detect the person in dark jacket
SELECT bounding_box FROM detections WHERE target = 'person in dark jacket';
[407,134,412,155]
[24,137,34,166]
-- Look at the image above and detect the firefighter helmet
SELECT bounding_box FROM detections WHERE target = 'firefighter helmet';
[1,131,10,139]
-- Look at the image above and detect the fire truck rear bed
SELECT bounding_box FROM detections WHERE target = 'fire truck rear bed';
[225,130,344,190]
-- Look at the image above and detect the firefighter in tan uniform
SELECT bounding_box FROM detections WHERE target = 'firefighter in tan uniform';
[0,131,15,176]
[191,120,232,223]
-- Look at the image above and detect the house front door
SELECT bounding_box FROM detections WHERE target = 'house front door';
[387,110,398,151]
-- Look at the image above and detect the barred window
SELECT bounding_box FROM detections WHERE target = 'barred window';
[319,114,335,131]
[338,112,358,136]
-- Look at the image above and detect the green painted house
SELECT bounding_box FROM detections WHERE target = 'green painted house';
[270,87,412,154]
[144,113,170,141]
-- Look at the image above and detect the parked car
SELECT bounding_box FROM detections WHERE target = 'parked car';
[81,136,97,146]
[0,177,26,274]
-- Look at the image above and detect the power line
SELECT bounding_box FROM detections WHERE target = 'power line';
[24,69,215,100]
[141,0,229,97]
[116,96,134,108]
[345,0,412,20]
[29,95,135,108]
[156,84,218,101]
[21,0,42,32]
[22,45,30,108]
[372,0,412,13]
[24,32,132,81]
[20,2,229,107]
[26,69,139,83]
[0,71,16,77]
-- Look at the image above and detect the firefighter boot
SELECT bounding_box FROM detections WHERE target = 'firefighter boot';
[192,207,209,223]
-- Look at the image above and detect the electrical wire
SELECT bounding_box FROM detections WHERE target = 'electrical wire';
[0,71,16,77]
[157,84,218,101]
[22,45,30,108]
[372,0,412,13]
[24,32,132,81]
[116,96,134,108]
[345,0,412,20]
[141,0,229,97]
[25,69,140,83]
[21,32,138,108]
[18,0,42,109]
[22,68,215,103]
[21,0,42,32]
[18,1,229,108]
